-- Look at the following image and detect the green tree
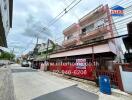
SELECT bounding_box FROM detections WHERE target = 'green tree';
[0,51,15,60]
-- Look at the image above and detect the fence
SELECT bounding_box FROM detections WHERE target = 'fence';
[49,63,96,80]
[96,70,119,88]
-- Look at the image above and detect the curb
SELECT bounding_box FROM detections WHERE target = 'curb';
[49,71,132,98]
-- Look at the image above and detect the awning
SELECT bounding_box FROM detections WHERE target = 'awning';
[50,43,116,58]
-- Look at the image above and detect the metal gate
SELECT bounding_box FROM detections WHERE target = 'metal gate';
[96,70,119,88]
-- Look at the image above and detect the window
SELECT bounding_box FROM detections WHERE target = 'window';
[67,34,73,40]
[85,23,94,32]
[4,4,7,10]
[3,0,7,10]
[96,18,105,29]
[6,20,8,27]
[82,28,86,35]
[81,23,94,35]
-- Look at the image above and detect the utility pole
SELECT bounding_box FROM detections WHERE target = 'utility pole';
[12,48,14,54]
[36,36,38,45]
[10,48,14,61]
[44,39,49,71]
[92,45,94,65]
[45,39,49,61]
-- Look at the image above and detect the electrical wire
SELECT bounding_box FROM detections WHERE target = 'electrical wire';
[54,3,132,42]
[63,0,79,19]
[48,0,83,27]
[21,1,132,55]
[48,0,78,25]
[54,13,132,42]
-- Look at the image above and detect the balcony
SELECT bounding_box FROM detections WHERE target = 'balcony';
[79,5,108,27]
[63,23,80,36]
[80,26,109,41]
[63,37,78,47]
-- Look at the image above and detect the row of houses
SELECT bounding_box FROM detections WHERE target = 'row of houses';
[26,4,132,93]
[30,4,122,63]
[26,40,61,61]
[49,4,122,68]
[28,4,124,72]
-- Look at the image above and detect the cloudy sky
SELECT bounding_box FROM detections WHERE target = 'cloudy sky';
[7,0,130,56]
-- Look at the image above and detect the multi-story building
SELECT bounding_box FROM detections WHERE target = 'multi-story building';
[63,23,81,47]
[50,5,122,69]
[0,0,13,47]
[123,22,132,63]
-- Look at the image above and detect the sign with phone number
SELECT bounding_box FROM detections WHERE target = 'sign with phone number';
[76,59,86,69]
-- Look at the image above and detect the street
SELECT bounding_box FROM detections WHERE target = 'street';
[0,0,132,100]
[11,64,98,100]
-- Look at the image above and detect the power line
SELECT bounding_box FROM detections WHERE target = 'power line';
[33,1,132,46]
[55,12,132,40]
[49,0,131,27]
[23,0,79,50]
[54,11,132,42]
[121,0,132,6]
[48,0,78,25]
[35,0,132,39]
[63,0,79,19]
[53,3,132,42]
[52,33,128,52]
[112,0,126,6]
[29,0,82,49]
[48,0,82,27]
[22,1,132,54]
[53,15,132,43]
[46,1,132,52]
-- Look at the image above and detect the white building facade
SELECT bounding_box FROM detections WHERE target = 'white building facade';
[0,0,13,47]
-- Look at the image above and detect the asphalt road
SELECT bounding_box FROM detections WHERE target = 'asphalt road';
[11,64,98,100]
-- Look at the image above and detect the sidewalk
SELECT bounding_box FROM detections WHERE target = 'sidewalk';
[46,71,132,100]
[0,66,16,100]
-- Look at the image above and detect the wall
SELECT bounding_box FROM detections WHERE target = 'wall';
[0,0,10,36]
[0,66,16,100]
[0,60,10,64]
[119,66,132,93]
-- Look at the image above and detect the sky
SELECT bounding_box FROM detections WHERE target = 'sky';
[6,0,131,57]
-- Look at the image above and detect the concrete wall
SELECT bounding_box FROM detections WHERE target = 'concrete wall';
[0,66,16,100]
[119,66,132,93]
[0,60,10,64]
[0,0,10,36]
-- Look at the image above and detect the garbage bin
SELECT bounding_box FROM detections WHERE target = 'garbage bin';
[99,75,111,95]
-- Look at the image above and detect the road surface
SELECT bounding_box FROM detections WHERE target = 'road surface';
[11,64,98,100]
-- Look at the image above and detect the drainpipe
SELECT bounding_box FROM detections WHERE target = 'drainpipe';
[92,45,94,65]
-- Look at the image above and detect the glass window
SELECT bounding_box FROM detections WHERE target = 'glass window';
[81,23,94,34]
[67,34,73,40]
[82,28,86,35]
[4,4,7,10]
[85,23,94,32]
[96,18,104,28]
[6,20,8,27]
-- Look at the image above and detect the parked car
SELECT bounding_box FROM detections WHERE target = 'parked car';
[0,63,5,66]
[9,61,14,64]
[21,61,29,67]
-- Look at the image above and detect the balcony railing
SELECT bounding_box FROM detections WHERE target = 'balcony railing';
[79,5,107,27]
[80,26,108,41]
[63,37,78,47]
[51,38,109,54]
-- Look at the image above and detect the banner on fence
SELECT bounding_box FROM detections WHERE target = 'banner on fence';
[76,59,86,69]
